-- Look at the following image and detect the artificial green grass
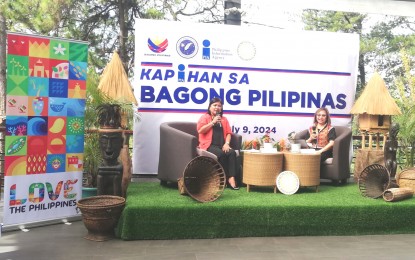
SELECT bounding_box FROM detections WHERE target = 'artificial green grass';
[116,182,415,240]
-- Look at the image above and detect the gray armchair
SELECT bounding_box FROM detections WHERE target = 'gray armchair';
[158,121,242,185]
[294,126,352,184]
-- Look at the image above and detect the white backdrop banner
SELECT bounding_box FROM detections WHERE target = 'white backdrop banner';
[133,19,360,175]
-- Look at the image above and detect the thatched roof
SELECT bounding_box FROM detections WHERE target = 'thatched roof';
[350,72,401,115]
[97,52,138,105]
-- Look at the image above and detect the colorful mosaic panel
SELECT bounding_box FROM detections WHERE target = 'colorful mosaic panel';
[6,33,88,175]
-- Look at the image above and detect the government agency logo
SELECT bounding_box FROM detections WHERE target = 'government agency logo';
[237,41,256,61]
[176,36,198,59]
[147,38,168,53]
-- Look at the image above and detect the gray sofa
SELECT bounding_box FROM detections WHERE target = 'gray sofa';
[294,126,352,184]
[158,121,242,185]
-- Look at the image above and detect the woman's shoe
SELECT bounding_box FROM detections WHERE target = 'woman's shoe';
[228,184,239,190]
[227,177,239,190]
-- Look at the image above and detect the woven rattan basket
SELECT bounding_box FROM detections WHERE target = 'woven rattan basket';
[177,177,186,195]
[396,168,415,192]
[77,195,126,241]
[182,156,226,203]
[358,164,390,198]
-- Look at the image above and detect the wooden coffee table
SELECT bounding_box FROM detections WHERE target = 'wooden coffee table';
[243,151,283,193]
[283,152,321,192]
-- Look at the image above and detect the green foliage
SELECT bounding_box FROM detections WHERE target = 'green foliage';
[4,0,74,35]
[302,10,367,92]
[303,10,366,33]
[393,49,415,167]
[3,0,222,76]
[146,8,165,19]
[84,68,103,130]
[83,68,103,187]
[83,132,101,187]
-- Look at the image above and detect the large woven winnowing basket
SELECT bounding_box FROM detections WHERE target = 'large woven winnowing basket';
[177,177,186,195]
[396,168,415,192]
[358,164,390,198]
[182,156,226,203]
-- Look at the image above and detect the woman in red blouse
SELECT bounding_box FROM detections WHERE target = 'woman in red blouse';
[197,97,239,190]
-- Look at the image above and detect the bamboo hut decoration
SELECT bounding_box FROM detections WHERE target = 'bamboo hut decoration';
[351,72,401,180]
[350,72,401,149]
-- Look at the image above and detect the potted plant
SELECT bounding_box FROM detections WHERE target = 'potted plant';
[97,103,122,129]
[242,138,260,150]
[277,138,286,151]
[261,131,275,150]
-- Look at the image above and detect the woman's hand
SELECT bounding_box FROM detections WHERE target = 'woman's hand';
[318,140,334,154]
[212,115,221,125]
[222,142,230,153]
[307,133,317,143]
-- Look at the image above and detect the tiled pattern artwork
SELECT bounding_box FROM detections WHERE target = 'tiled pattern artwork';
[5,33,88,176]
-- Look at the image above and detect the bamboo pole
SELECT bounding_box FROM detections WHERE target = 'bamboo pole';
[376,133,380,150]
[368,134,373,150]
[362,134,365,149]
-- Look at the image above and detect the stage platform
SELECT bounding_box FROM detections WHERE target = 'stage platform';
[116,182,415,240]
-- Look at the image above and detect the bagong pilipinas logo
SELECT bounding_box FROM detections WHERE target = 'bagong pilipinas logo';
[176,36,198,59]
[147,38,168,53]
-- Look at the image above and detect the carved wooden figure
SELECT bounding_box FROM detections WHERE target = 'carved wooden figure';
[384,123,399,179]
[97,129,124,196]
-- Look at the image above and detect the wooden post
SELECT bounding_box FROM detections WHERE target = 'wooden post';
[361,134,365,149]
[383,135,387,150]
[376,133,380,150]
[368,134,373,150]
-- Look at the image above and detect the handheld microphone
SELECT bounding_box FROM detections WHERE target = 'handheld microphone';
[215,111,222,127]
